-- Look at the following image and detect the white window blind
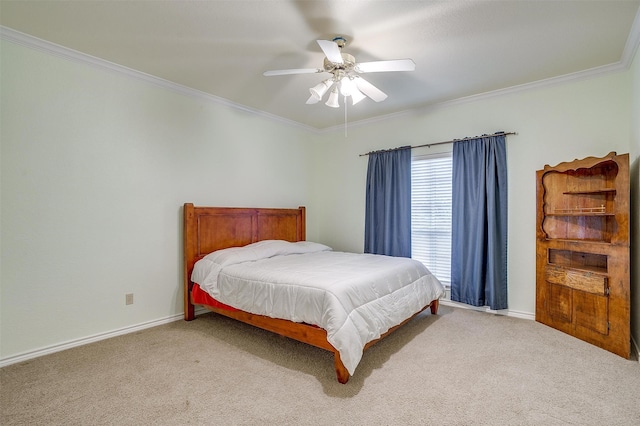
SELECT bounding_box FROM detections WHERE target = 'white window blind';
[411,153,452,286]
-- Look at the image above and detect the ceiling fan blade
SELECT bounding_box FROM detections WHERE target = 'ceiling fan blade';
[263,68,323,76]
[317,40,344,64]
[354,77,388,102]
[356,59,416,73]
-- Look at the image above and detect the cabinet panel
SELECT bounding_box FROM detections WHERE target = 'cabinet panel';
[548,283,572,323]
[574,291,608,335]
[542,215,616,242]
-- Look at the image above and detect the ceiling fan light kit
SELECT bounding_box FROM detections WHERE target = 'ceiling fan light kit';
[264,37,415,109]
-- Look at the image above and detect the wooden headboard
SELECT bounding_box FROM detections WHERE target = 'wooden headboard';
[183,203,306,320]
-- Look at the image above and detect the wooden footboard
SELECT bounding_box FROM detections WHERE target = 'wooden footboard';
[195,292,438,384]
[183,203,439,384]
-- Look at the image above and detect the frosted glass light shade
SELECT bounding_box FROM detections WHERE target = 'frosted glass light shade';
[309,79,333,100]
[350,87,366,105]
[340,78,355,96]
[325,88,340,108]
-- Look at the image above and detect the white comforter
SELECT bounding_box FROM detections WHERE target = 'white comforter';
[191,240,444,375]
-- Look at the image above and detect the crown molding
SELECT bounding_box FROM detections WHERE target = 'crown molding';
[0,26,317,133]
[622,4,640,67]
[3,12,639,135]
[322,59,631,134]
[323,6,640,133]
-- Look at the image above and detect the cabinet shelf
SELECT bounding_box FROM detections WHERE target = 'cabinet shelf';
[562,189,616,195]
[545,212,614,217]
[546,263,607,276]
[545,238,612,245]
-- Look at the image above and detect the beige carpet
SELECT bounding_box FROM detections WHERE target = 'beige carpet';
[1,305,639,425]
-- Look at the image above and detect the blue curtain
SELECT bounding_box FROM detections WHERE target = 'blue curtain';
[451,134,508,310]
[364,146,411,257]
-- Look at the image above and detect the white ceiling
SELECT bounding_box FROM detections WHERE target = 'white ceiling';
[2,1,640,130]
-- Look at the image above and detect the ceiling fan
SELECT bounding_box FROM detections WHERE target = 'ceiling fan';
[263,37,415,108]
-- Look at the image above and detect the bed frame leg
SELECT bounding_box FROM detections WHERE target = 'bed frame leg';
[184,292,195,321]
[185,304,195,321]
[430,299,439,315]
[334,352,350,384]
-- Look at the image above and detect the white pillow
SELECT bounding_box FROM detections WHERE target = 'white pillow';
[191,240,332,293]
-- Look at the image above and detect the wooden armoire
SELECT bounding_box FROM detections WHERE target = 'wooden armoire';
[535,152,630,358]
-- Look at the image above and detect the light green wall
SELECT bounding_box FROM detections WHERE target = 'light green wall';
[0,40,320,358]
[314,71,633,318]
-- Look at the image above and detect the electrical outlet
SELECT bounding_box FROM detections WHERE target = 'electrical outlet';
[125,293,134,305]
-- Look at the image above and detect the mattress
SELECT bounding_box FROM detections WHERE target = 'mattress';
[191,240,445,375]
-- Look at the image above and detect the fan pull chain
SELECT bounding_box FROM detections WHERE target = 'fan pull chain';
[344,95,348,137]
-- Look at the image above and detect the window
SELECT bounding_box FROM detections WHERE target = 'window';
[411,153,452,287]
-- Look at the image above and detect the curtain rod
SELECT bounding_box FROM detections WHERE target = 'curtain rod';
[359,131,517,157]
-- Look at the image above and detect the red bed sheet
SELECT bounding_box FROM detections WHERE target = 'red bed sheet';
[191,283,239,312]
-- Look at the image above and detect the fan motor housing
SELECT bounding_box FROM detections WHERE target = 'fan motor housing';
[324,53,356,73]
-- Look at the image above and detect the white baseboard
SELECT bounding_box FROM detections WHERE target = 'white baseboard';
[1,305,634,368]
[0,308,208,368]
[439,299,535,321]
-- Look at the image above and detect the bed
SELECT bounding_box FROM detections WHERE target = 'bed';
[183,203,444,383]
